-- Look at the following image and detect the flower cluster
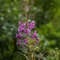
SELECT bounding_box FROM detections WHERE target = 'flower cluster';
[16,20,39,48]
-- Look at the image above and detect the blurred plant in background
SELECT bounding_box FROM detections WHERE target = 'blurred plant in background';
[45,48,60,60]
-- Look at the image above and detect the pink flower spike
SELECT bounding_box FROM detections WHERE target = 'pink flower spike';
[16,40,20,45]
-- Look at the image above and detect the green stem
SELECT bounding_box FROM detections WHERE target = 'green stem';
[24,0,29,25]
[17,51,29,60]
[28,46,35,60]
[24,0,35,60]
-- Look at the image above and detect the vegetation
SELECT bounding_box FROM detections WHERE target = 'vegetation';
[0,0,60,60]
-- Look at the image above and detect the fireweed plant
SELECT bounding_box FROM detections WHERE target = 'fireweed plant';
[15,0,45,60]
[16,20,41,60]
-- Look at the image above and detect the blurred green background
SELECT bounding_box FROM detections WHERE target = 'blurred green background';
[0,0,60,60]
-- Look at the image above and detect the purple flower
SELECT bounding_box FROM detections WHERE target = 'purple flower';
[16,40,20,45]
[36,38,39,42]
[22,45,25,48]
[28,20,35,29]
[19,33,23,38]
[18,27,22,33]
[16,33,19,38]
[18,21,21,25]
[33,30,36,36]
[24,39,28,44]
[18,23,25,33]
[31,30,37,38]
[31,35,35,38]
[24,28,30,34]
[20,23,25,28]
[16,20,40,48]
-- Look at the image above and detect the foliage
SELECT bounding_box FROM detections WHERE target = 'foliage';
[46,48,60,60]
[0,0,60,60]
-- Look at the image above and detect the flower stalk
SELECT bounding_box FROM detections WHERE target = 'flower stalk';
[24,0,29,25]
[15,0,45,60]
[24,0,35,60]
